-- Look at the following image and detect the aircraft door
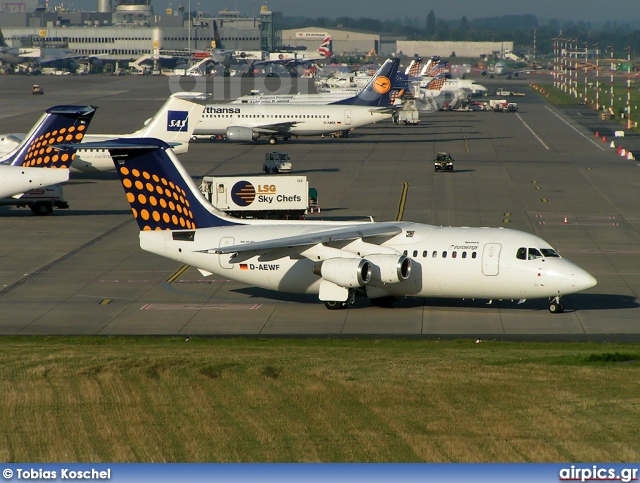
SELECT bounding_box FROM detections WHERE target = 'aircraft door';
[344,109,351,126]
[482,243,501,276]
[218,237,235,269]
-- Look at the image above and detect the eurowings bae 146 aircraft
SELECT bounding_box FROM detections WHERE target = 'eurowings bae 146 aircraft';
[192,58,400,145]
[66,138,597,313]
[0,105,95,199]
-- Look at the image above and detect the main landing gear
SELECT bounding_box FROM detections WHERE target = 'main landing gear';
[549,296,565,314]
[324,289,356,310]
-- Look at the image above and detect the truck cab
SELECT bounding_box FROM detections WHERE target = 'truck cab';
[263,152,292,174]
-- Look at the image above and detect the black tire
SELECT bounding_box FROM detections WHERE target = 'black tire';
[30,202,53,216]
[549,302,564,314]
[209,136,216,141]
[324,301,345,310]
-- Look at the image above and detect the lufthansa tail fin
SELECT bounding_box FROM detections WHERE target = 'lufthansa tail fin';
[424,72,447,92]
[132,92,207,155]
[333,58,400,107]
[0,105,96,168]
[66,138,238,231]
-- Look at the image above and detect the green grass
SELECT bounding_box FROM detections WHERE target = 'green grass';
[534,76,640,133]
[0,337,639,462]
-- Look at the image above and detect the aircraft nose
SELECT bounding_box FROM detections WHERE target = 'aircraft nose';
[570,266,598,292]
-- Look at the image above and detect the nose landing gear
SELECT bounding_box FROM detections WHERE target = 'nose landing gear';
[549,296,565,314]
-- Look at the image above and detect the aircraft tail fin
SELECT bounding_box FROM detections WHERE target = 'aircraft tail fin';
[133,92,207,154]
[318,36,332,57]
[1,105,96,168]
[66,138,238,231]
[405,57,423,77]
[424,73,447,92]
[0,27,7,48]
[333,58,400,106]
[212,20,222,49]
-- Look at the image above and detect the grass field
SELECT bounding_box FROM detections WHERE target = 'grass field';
[0,337,638,462]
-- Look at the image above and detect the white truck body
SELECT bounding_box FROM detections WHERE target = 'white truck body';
[200,175,309,219]
[263,152,292,173]
[0,184,69,215]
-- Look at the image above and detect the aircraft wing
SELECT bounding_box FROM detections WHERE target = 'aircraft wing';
[209,222,403,258]
[250,121,300,135]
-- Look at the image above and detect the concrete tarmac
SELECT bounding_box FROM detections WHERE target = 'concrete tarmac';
[1,74,639,339]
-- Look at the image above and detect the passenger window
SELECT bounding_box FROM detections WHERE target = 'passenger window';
[432,251,437,258]
[516,247,526,260]
[422,250,427,258]
[472,252,477,259]
[403,250,407,256]
[462,252,467,258]
[413,250,418,257]
[442,251,447,258]
[452,251,457,258]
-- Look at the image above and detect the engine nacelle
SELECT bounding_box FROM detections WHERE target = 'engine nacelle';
[226,126,258,142]
[312,258,371,288]
[513,72,520,78]
[481,71,488,76]
[365,254,411,284]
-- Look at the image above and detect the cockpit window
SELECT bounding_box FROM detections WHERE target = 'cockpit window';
[516,247,526,260]
[541,248,560,258]
[528,248,543,259]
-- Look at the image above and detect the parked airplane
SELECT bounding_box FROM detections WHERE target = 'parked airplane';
[70,138,597,313]
[481,61,528,79]
[231,59,402,106]
[0,133,23,158]
[3,92,205,173]
[240,36,332,77]
[0,105,95,198]
[193,59,399,144]
[0,27,98,74]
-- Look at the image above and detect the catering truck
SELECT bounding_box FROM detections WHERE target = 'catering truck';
[0,184,69,215]
[199,175,314,219]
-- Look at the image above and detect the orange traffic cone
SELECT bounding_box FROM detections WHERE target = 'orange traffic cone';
[564,216,568,224]
[602,136,607,142]
[595,131,599,137]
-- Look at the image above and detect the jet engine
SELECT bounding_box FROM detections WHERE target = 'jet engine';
[513,72,520,78]
[226,126,258,142]
[365,254,411,284]
[312,258,371,288]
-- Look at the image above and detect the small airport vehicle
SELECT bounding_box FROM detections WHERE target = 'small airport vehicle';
[31,84,43,95]
[396,109,420,125]
[505,102,519,112]
[263,152,292,173]
[489,99,508,111]
[0,184,69,215]
[496,88,511,96]
[434,152,454,172]
[199,175,314,219]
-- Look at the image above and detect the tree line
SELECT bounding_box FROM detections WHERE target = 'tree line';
[280,14,640,56]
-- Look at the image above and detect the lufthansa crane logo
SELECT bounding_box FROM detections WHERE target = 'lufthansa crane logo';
[372,76,391,94]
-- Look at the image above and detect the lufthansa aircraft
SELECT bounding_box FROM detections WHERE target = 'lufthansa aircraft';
[69,138,597,313]
[192,58,400,145]
[0,105,95,198]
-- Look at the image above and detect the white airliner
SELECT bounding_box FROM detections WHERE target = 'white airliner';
[67,92,207,173]
[192,58,400,144]
[0,105,95,198]
[72,138,597,314]
[1,93,206,174]
[0,133,23,158]
[230,59,401,106]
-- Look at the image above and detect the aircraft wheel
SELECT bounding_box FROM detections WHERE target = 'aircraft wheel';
[209,136,217,141]
[549,301,564,314]
[324,301,345,310]
[269,136,278,145]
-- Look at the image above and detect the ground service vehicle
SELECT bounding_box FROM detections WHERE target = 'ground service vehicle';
[434,152,454,172]
[0,184,69,215]
[505,102,519,112]
[263,152,292,173]
[32,84,43,94]
[396,109,420,125]
[200,175,312,219]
